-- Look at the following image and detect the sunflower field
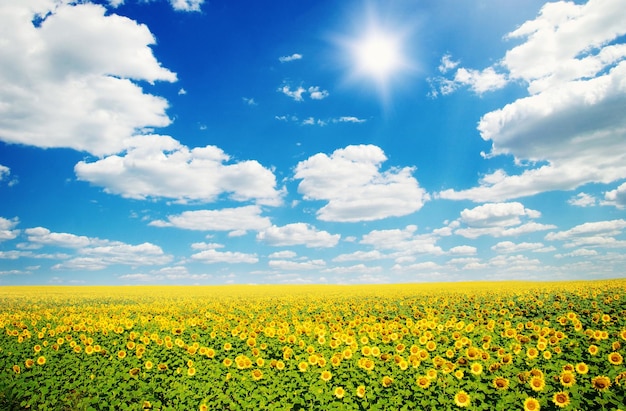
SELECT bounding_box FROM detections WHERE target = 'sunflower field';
[1,280,625,410]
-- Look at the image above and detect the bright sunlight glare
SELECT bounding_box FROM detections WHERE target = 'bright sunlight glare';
[354,30,403,82]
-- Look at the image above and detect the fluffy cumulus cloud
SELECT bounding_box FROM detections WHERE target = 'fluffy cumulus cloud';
[359,225,444,262]
[15,226,172,270]
[268,258,326,271]
[169,0,204,12]
[149,205,271,234]
[295,145,429,222]
[0,217,20,241]
[75,135,283,205]
[437,0,626,202]
[545,219,626,249]
[53,242,171,270]
[190,243,258,264]
[0,1,176,156]
[453,202,556,239]
[603,182,626,209]
[257,223,340,248]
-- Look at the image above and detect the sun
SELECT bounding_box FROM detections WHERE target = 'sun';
[334,7,415,106]
[352,28,404,84]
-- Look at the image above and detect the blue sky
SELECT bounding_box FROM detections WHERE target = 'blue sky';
[1,0,626,285]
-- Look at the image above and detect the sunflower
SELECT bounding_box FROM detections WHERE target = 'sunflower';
[529,376,545,392]
[382,376,393,387]
[591,375,611,391]
[523,397,540,411]
[560,372,576,387]
[361,346,372,356]
[157,363,168,371]
[145,361,153,370]
[25,359,34,368]
[552,392,570,408]
[275,360,285,370]
[526,348,539,360]
[251,369,262,381]
[12,365,20,374]
[320,370,332,382]
[356,385,366,398]
[588,345,599,355]
[223,358,232,367]
[298,361,308,372]
[199,405,208,411]
[187,367,196,377]
[608,352,623,365]
[575,362,589,374]
[454,391,470,408]
[493,377,509,390]
[334,386,345,399]
[470,362,483,375]
[416,376,431,389]
[129,367,140,377]
[36,356,46,366]
[117,350,127,359]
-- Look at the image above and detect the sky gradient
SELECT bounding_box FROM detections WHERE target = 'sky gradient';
[1,0,626,285]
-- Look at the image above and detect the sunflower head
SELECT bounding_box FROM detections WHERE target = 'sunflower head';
[553,392,570,408]
[454,391,470,407]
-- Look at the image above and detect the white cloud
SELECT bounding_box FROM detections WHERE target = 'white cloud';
[268,250,297,259]
[302,117,327,126]
[308,86,329,100]
[191,248,258,264]
[0,164,11,185]
[279,53,303,63]
[333,250,385,262]
[53,242,171,270]
[257,223,340,248]
[169,0,204,12]
[452,67,508,94]
[491,241,546,254]
[333,116,366,123]
[25,227,93,248]
[448,245,477,255]
[453,202,555,239]
[438,53,459,74]
[360,225,444,257]
[555,249,599,258]
[568,192,598,207]
[322,264,383,276]
[75,135,283,205]
[0,2,176,156]
[269,259,326,271]
[295,145,429,222]
[0,217,19,241]
[437,0,626,202]
[603,182,626,209]
[278,84,328,101]
[242,97,257,106]
[545,219,626,249]
[278,85,306,101]
[149,205,271,234]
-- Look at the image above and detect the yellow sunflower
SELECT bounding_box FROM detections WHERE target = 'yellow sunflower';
[320,370,332,382]
[454,391,470,408]
[493,377,509,390]
[591,375,611,391]
[560,372,576,387]
[529,376,545,392]
[608,352,623,365]
[575,362,589,374]
[523,397,540,411]
[416,376,431,389]
[334,386,345,399]
[552,392,570,408]
[356,385,366,398]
